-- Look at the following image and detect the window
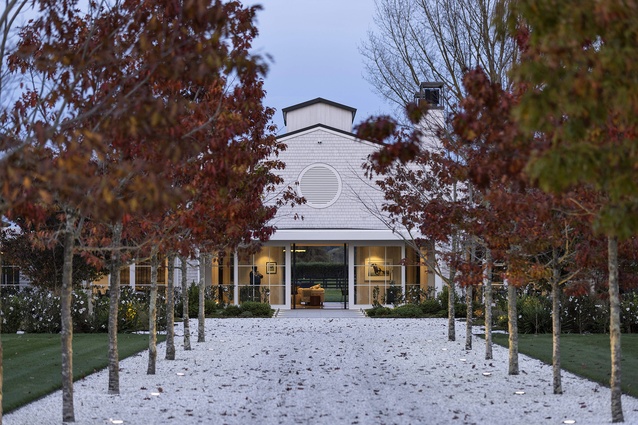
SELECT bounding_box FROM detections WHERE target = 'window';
[1,264,20,286]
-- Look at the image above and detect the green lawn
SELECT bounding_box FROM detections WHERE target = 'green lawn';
[324,288,344,302]
[2,333,164,413]
[492,333,638,398]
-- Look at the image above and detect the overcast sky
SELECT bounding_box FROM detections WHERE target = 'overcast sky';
[248,1,393,134]
[9,1,391,134]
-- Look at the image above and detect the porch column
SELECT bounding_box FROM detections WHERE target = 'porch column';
[401,244,406,294]
[233,251,239,305]
[129,262,135,289]
[348,244,355,308]
[284,244,292,309]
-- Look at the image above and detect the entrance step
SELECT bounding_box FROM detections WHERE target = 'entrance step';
[276,308,366,319]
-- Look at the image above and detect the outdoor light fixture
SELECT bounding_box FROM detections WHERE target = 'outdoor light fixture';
[459,358,467,362]
[441,348,447,351]
[151,392,160,396]
[482,372,492,376]
[176,372,185,376]
[110,420,124,424]
[514,391,525,395]
[563,420,576,424]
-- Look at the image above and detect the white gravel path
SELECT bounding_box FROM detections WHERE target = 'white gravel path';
[4,317,638,425]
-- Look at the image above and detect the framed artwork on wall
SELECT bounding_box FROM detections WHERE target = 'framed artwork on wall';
[266,262,277,274]
[366,260,392,281]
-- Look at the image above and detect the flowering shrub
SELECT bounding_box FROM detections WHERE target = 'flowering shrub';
[0,287,167,333]
[22,289,62,333]
[2,293,27,333]
[561,294,609,334]
[621,292,638,333]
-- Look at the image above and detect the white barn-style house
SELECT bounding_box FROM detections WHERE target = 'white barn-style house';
[203,96,439,310]
[2,93,444,310]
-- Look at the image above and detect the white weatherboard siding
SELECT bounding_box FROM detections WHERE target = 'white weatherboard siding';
[272,126,390,232]
[284,101,354,133]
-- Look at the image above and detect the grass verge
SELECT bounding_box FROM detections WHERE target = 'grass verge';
[492,333,638,398]
[2,333,165,413]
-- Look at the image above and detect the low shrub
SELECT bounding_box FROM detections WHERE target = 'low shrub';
[420,298,442,315]
[223,305,242,317]
[517,294,552,334]
[239,301,273,318]
[392,304,423,318]
[365,306,393,317]
[219,302,272,318]
[454,302,467,319]
[175,283,218,318]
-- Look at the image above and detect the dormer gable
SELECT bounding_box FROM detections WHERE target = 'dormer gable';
[282,98,357,133]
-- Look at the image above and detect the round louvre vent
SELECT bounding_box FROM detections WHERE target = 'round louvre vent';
[297,163,342,208]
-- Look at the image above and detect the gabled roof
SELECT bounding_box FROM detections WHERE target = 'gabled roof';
[282,98,357,126]
[277,123,355,140]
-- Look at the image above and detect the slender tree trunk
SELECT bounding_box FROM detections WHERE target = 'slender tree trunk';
[0,248,4,424]
[147,247,158,374]
[608,236,624,422]
[465,285,473,350]
[484,248,493,360]
[448,278,455,341]
[165,253,176,360]
[198,254,206,343]
[551,247,562,394]
[61,214,76,422]
[181,255,191,351]
[507,283,519,375]
[107,221,122,394]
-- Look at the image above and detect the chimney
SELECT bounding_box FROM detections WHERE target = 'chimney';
[414,82,444,109]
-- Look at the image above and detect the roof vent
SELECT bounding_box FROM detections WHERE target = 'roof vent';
[297,164,342,209]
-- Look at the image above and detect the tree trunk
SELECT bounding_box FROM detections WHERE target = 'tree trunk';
[448,279,455,341]
[465,285,473,350]
[147,247,158,374]
[107,221,122,394]
[61,214,76,422]
[1,252,4,423]
[165,253,176,360]
[507,283,519,375]
[608,236,624,422]
[198,254,206,343]
[552,247,562,395]
[181,255,191,351]
[484,248,493,360]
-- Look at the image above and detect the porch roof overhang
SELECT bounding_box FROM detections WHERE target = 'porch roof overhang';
[267,228,408,243]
